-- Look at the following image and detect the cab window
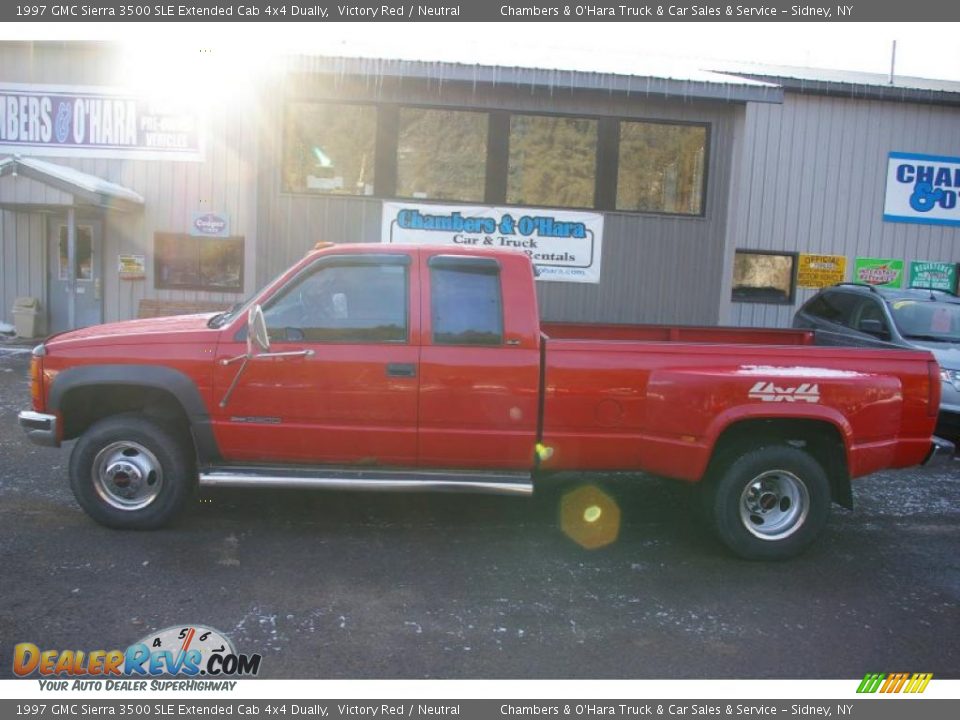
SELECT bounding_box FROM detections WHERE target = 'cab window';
[264,259,409,343]
[429,258,503,346]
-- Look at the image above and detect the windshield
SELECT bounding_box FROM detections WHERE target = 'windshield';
[207,267,291,329]
[889,298,960,343]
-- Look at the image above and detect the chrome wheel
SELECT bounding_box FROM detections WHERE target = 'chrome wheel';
[738,469,809,541]
[91,441,164,511]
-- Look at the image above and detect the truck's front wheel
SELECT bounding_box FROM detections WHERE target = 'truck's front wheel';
[69,415,193,529]
[706,445,830,560]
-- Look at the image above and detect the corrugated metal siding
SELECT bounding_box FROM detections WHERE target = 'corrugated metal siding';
[0,42,258,326]
[257,75,737,325]
[728,92,960,328]
[0,210,46,328]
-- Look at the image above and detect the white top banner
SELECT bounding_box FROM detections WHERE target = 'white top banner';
[0,83,203,161]
[883,152,960,228]
[381,202,603,283]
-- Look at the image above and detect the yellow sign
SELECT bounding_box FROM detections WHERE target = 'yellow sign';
[118,254,146,279]
[797,254,846,289]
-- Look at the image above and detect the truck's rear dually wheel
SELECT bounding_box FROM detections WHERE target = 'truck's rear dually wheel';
[69,415,193,529]
[706,445,830,560]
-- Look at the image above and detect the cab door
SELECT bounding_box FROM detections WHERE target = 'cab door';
[211,253,420,466]
[417,253,540,470]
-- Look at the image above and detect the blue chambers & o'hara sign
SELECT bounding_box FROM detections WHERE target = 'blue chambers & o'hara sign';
[884,152,960,228]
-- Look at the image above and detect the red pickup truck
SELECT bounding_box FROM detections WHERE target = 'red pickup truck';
[18,244,952,559]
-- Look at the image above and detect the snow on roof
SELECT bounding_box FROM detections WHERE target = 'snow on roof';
[287,42,783,103]
[0,155,144,206]
[710,61,960,99]
[295,41,777,85]
[288,43,960,105]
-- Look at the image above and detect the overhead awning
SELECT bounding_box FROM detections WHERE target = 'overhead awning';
[0,155,144,213]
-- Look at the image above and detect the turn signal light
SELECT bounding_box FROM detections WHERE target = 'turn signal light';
[29,355,42,411]
[29,343,46,412]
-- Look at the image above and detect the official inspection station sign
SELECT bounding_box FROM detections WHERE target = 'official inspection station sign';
[909,260,958,292]
[796,254,847,289]
[382,202,604,283]
[884,151,960,227]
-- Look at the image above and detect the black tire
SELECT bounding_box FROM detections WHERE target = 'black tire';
[704,445,830,560]
[69,415,194,529]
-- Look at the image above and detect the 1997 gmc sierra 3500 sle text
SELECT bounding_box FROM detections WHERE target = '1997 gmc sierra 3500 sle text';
[18,244,954,559]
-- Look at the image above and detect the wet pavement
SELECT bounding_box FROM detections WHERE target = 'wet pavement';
[1,347,958,679]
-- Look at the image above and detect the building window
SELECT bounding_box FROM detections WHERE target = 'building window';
[279,100,712,215]
[507,114,597,208]
[58,225,94,280]
[282,103,377,195]
[397,108,488,202]
[616,121,706,215]
[732,250,797,304]
[155,233,244,292]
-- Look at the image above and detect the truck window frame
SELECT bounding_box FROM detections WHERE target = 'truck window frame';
[428,255,505,347]
[255,254,412,345]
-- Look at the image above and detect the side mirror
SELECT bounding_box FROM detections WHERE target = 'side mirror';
[859,318,890,340]
[247,304,270,354]
[221,304,311,409]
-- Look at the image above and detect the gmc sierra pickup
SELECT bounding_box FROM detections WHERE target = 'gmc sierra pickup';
[18,244,953,559]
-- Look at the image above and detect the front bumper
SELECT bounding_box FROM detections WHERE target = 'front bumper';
[17,410,59,447]
[922,435,956,468]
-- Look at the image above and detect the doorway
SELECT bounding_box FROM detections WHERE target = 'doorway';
[47,217,103,333]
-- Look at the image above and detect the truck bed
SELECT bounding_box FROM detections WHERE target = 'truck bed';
[539,332,937,482]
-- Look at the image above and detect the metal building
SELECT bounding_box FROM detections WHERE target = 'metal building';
[1,41,958,336]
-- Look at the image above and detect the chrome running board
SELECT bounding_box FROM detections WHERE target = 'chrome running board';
[198,466,533,496]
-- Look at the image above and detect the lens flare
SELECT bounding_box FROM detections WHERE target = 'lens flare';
[560,485,621,550]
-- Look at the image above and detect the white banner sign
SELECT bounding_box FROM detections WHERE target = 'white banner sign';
[0,83,203,161]
[381,202,603,283]
[884,152,960,228]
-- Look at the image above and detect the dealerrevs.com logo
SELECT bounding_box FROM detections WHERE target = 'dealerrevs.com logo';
[14,625,261,690]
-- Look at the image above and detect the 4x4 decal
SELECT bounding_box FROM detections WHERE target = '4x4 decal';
[748,381,821,403]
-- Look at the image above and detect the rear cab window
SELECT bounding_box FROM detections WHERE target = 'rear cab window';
[428,256,503,346]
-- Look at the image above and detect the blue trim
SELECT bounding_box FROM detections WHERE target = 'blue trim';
[883,213,960,228]
[888,151,960,164]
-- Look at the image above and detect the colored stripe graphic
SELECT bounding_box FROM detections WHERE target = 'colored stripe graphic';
[905,673,933,693]
[857,672,932,693]
[881,672,909,693]
[857,673,885,693]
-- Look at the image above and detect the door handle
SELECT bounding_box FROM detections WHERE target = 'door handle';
[386,363,416,377]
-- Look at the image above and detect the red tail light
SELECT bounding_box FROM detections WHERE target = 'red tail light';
[928,361,941,418]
